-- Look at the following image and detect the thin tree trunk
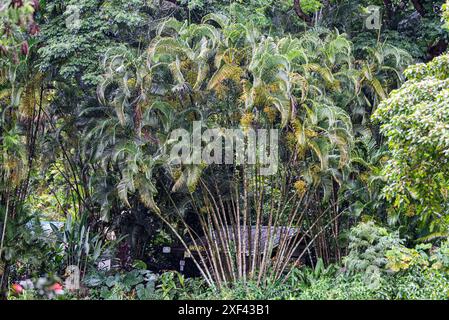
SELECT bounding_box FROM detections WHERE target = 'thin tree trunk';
[293,0,312,25]
[0,262,10,300]
[410,0,425,16]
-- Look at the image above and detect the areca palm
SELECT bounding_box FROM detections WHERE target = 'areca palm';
[90,14,412,271]
[96,17,352,219]
[353,43,412,119]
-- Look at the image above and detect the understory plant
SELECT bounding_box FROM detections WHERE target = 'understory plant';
[83,267,158,300]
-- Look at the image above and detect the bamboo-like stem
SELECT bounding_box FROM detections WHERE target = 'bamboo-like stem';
[153,207,214,287]
[0,195,10,262]
[282,210,345,284]
[201,195,227,286]
[160,185,215,286]
[242,164,248,283]
[203,180,234,282]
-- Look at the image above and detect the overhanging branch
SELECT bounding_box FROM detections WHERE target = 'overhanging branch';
[293,0,312,25]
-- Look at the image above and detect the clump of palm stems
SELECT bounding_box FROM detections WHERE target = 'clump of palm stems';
[89,16,411,278]
[157,162,345,289]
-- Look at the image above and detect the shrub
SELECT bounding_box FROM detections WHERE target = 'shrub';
[372,52,449,237]
[83,268,158,300]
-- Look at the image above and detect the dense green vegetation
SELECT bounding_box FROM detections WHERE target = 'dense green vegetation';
[1,0,449,300]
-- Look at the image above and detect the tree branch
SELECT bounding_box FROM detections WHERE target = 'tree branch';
[293,0,312,25]
[410,0,425,16]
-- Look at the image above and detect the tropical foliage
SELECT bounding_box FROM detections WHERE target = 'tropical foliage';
[1,0,449,300]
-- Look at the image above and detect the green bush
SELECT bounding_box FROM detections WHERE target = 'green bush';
[157,223,449,300]
[83,268,158,300]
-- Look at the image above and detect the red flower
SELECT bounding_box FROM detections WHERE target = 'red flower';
[21,41,29,56]
[11,283,24,295]
[50,283,63,291]
[28,22,40,36]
